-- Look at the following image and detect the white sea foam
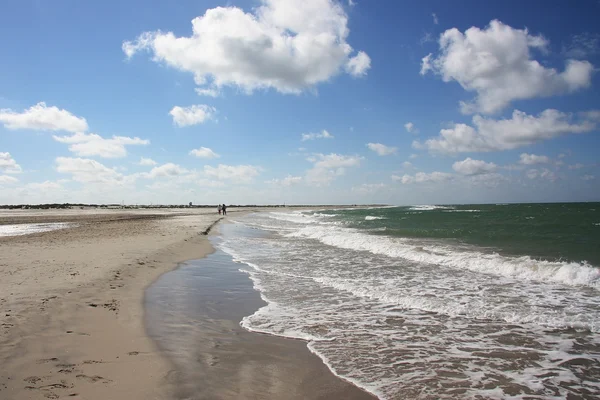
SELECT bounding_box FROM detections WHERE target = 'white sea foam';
[408,205,453,211]
[365,215,386,220]
[0,222,73,237]
[218,214,600,400]
[286,224,600,288]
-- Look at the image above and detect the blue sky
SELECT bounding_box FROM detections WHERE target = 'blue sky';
[1,0,599,205]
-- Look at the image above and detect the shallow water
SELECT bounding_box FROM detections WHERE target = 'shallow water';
[0,222,73,237]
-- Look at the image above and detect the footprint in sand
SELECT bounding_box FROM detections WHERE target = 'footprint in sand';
[37,358,59,364]
[75,374,111,383]
[24,376,42,384]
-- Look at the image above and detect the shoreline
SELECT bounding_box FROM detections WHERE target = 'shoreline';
[145,228,376,400]
[0,207,375,400]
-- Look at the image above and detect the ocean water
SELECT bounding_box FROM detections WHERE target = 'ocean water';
[0,222,73,237]
[218,203,600,399]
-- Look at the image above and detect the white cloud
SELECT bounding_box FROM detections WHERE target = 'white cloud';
[352,183,387,193]
[452,157,497,175]
[0,102,88,133]
[0,152,22,174]
[568,163,585,170]
[169,105,216,127]
[146,163,189,178]
[123,0,370,94]
[367,142,397,156]
[519,153,550,165]
[345,51,371,77]
[301,129,334,141]
[582,175,595,181]
[526,168,556,182]
[420,20,594,114]
[432,13,439,25]
[204,164,262,183]
[409,153,418,159]
[138,157,157,166]
[404,122,418,134]
[416,109,597,153]
[53,132,149,158]
[397,171,454,184]
[348,0,356,7]
[402,161,413,168]
[266,175,302,186]
[26,180,64,190]
[55,157,123,184]
[562,33,600,59]
[189,147,220,159]
[0,175,18,184]
[306,153,362,185]
[194,87,220,97]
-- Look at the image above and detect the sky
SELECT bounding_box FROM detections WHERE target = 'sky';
[1,0,599,205]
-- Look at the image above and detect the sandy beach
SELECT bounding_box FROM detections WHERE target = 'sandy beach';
[0,208,372,400]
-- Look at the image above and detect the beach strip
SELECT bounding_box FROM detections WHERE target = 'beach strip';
[0,208,374,400]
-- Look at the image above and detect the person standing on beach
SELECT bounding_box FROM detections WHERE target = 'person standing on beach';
[218,204,222,215]
[222,204,227,215]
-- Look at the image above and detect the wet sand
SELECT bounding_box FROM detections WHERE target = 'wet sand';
[146,238,376,399]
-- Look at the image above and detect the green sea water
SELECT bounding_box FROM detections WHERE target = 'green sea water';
[320,202,600,267]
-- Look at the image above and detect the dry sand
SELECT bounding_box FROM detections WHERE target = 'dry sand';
[0,208,374,400]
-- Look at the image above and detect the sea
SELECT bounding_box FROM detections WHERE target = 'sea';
[218,203,600,399]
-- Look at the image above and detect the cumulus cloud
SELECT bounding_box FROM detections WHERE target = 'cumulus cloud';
[52,132,150,158]
[138,157,157,166]
[0,102,88,133]
[204,164,262,183]
[415,109,597,153]
[305,153,362,185]
[420,20,594,114]
[194,87,220,97]
[123,0,370,94]
[526,168,557,182]
[26,181,64,190]
[266,175,302,186]
[301,129,334,141]
[0,152,22,174]
[146,163,189,178]
[189,147,220,159]
[519,153,549,165]
[55,157,123,184]
[452,157,497,175]
[396,171,454,184]
[367,142,397,156]
[170,105,216,127]
[402,161,413,168]
[0,175,18,184]
[404,122,418,134]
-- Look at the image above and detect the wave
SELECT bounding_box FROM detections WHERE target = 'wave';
[408,205,454,211]
[285,225,600,288]
[365,216,386,220]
